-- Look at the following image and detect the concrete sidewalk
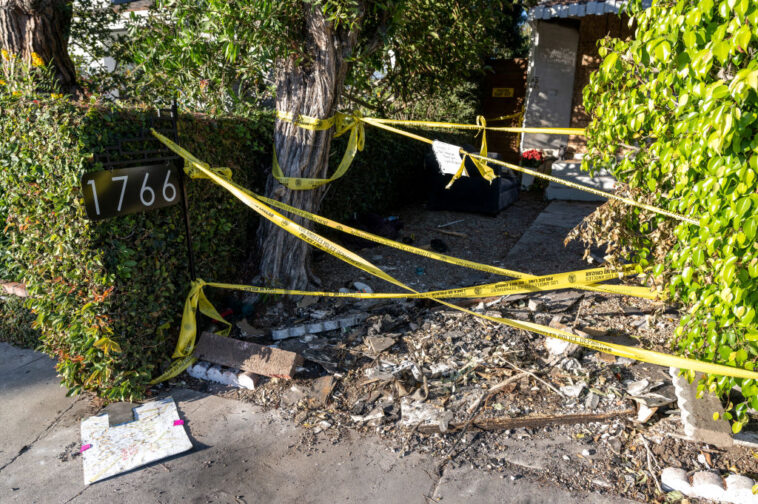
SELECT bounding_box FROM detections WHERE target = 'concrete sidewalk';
[505,200,599,275]
[0,342,631,503]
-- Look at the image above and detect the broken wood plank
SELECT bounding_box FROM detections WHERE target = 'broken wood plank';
[417,409,636,434]
[193,332,303,379]
[430,227,468,238]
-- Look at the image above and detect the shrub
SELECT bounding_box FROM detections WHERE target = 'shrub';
[0,61,455,399]
[578,0,758,429]
[0,61,271,399]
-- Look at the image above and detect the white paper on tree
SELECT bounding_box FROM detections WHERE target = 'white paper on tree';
[81,397,192,484]
[432,140,465,176]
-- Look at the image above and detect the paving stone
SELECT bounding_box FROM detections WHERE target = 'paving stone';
[692,471,726,501]
[724,474,758,504]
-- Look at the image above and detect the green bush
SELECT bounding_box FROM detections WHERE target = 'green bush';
[580,0,758,429]
[0,67,271,398]
[0,64,455,399]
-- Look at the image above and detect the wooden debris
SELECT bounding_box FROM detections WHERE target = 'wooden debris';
[430,227,468,238]
[418,409,636,434]
[1,281,28,298]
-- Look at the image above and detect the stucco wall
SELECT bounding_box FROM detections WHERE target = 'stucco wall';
[520,19,580,157]
[567,13,634,156]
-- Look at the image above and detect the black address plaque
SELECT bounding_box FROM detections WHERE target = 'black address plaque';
[81,164,181,221]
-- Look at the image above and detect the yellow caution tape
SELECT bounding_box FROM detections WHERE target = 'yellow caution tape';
[178,146,655,300]
[361,118,700,226]
[275,110,336,130]
[151,131,758,382]
[446,115,497,188]
[364,116,585,136]
[272,110,581,191]
[186,265,641,300]
[272,111,365,190]
[251,192,655,300]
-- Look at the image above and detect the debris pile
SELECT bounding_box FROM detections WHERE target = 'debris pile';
[170,280,758,501]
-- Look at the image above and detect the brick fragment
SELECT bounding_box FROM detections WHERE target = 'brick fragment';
[194,332,303,379]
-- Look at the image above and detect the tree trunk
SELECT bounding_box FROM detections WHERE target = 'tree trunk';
[0,0,76,91]
[255,7,357,290]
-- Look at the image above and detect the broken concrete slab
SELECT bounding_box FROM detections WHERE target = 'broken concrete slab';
[271,313,367,340]
[187,360,259,390]
[194,332,303,379]
[661,468,758,504]
[670,368,733,448]
[365,335,396,356]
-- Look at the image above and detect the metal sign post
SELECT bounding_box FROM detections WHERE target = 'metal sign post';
[84,103,197,282]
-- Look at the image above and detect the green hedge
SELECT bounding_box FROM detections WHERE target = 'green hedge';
[581,0,758,428]
[0,89,272,399]
[0,89,443,399]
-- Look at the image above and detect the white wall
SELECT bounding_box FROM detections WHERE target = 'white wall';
[520,20,580,157]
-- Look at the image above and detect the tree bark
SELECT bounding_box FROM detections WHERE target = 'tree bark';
[256,6,357,290]
[0,0,76,90]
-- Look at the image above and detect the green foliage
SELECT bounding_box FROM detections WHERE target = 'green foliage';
[68,0,125,96]
[118,0,524,115]
[581,0,758,427]
[0,59,452,398]
[0,61,271,399]
[320,128,429,220]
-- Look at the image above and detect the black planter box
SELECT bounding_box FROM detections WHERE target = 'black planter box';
[426,147,520,216]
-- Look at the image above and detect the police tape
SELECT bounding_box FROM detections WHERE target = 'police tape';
[360,118,700,226]
[176,265,642,300]
[171,136,656,300]
[272,111,365,190]
[250,192,655,300]
[274,109,699,226]
[150,130,758,382]
[273,110,577,191]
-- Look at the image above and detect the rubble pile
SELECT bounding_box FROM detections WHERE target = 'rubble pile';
[161,280,758,501]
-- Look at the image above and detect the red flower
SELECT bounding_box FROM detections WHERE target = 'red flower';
[521,149,543,162]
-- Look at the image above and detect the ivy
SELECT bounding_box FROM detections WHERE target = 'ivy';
[580,0,758,428]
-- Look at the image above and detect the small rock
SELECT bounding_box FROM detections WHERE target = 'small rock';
[353,281,373,293]
[527,299,544,312]
[585,392,599,410]
[636,404,658,423]
[560,382,586,398]
[351,407,385,425]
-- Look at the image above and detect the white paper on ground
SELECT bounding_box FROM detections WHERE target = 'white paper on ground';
[81,397,192,484]
[432,140,464,176]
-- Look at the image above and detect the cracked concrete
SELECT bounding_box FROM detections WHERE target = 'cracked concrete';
[0,343,633,503]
